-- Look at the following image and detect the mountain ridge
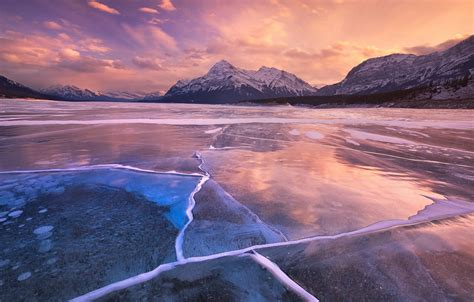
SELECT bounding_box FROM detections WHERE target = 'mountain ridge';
[1,36,473,104]
[155,60,318,103]
[41,85,160,101]
[318,35,474,95]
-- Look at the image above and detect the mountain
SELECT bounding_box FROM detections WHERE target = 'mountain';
[318,35,474,95]
[41,85,159,101]
[156,60,318,103]
[0,75,52,99]
[141,91,162,101]
[98,90,149,100]
[41,85,101,101]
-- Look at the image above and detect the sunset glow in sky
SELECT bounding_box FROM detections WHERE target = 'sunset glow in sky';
[0,0,472,93]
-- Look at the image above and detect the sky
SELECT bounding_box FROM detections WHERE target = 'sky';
[0,0,472,93]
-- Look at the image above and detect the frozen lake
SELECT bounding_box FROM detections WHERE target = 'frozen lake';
[0,99,473,301]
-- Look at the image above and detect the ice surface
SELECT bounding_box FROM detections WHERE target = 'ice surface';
[205,127,223,134]
[1,99,473,301]
[305,131,324,139]
[289,129,300,135]
[345,128,415,144]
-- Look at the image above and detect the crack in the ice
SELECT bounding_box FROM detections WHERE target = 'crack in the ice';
[70,199,474,301]
[0,164,205,177]
[175,151,210,261]
[246,251,319,301]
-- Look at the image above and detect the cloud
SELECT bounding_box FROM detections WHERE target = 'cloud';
[139,7,159,14]
[122,24,177,50]
[403,34,470,55]
[132,56,165,70]
[0,32,123,75]
[43,21,62,30]
[88,1,120,15]
[57,33,72,40]
[60,48,81,60]
[58,56,124,73]
[148,18,168,25]
[159,0,176,11]
[80,38,110,53]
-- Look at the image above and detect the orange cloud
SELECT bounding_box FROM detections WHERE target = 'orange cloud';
[159,0,176,11]
[139,7,159,14]
[88,1,120,15]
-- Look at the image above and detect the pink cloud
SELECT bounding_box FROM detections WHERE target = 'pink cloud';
[122,24,177,50]
[88,1,120,15]
[132,56,165,70]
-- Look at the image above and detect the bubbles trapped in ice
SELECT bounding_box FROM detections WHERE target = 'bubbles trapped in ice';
[8,210,23,218]
[38,240,53,253]
[17,272,31,281]
[0,259,10,268]
[33,225,54,240]
[34,226,54,235]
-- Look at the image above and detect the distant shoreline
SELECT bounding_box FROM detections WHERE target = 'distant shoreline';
[1,96,473,109]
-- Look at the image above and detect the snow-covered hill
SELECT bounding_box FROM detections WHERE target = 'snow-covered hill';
[0,75,50,99]
[158,60,318,103]
[41,85,102,101]
[98,90,149,100]
[41,85,160,101]
[318,35,474,95]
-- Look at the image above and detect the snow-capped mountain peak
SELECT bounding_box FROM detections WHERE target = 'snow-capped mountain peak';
[207,60,236,75]
[40,85,158,101]
[41,85,99,100]
[319,35,474,95]
[162,60,318,103]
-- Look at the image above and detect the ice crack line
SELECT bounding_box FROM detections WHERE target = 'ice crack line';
[71,199,474,301]
[174,151,210,261]
[246,251,319,301]
[0,164,205,177]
